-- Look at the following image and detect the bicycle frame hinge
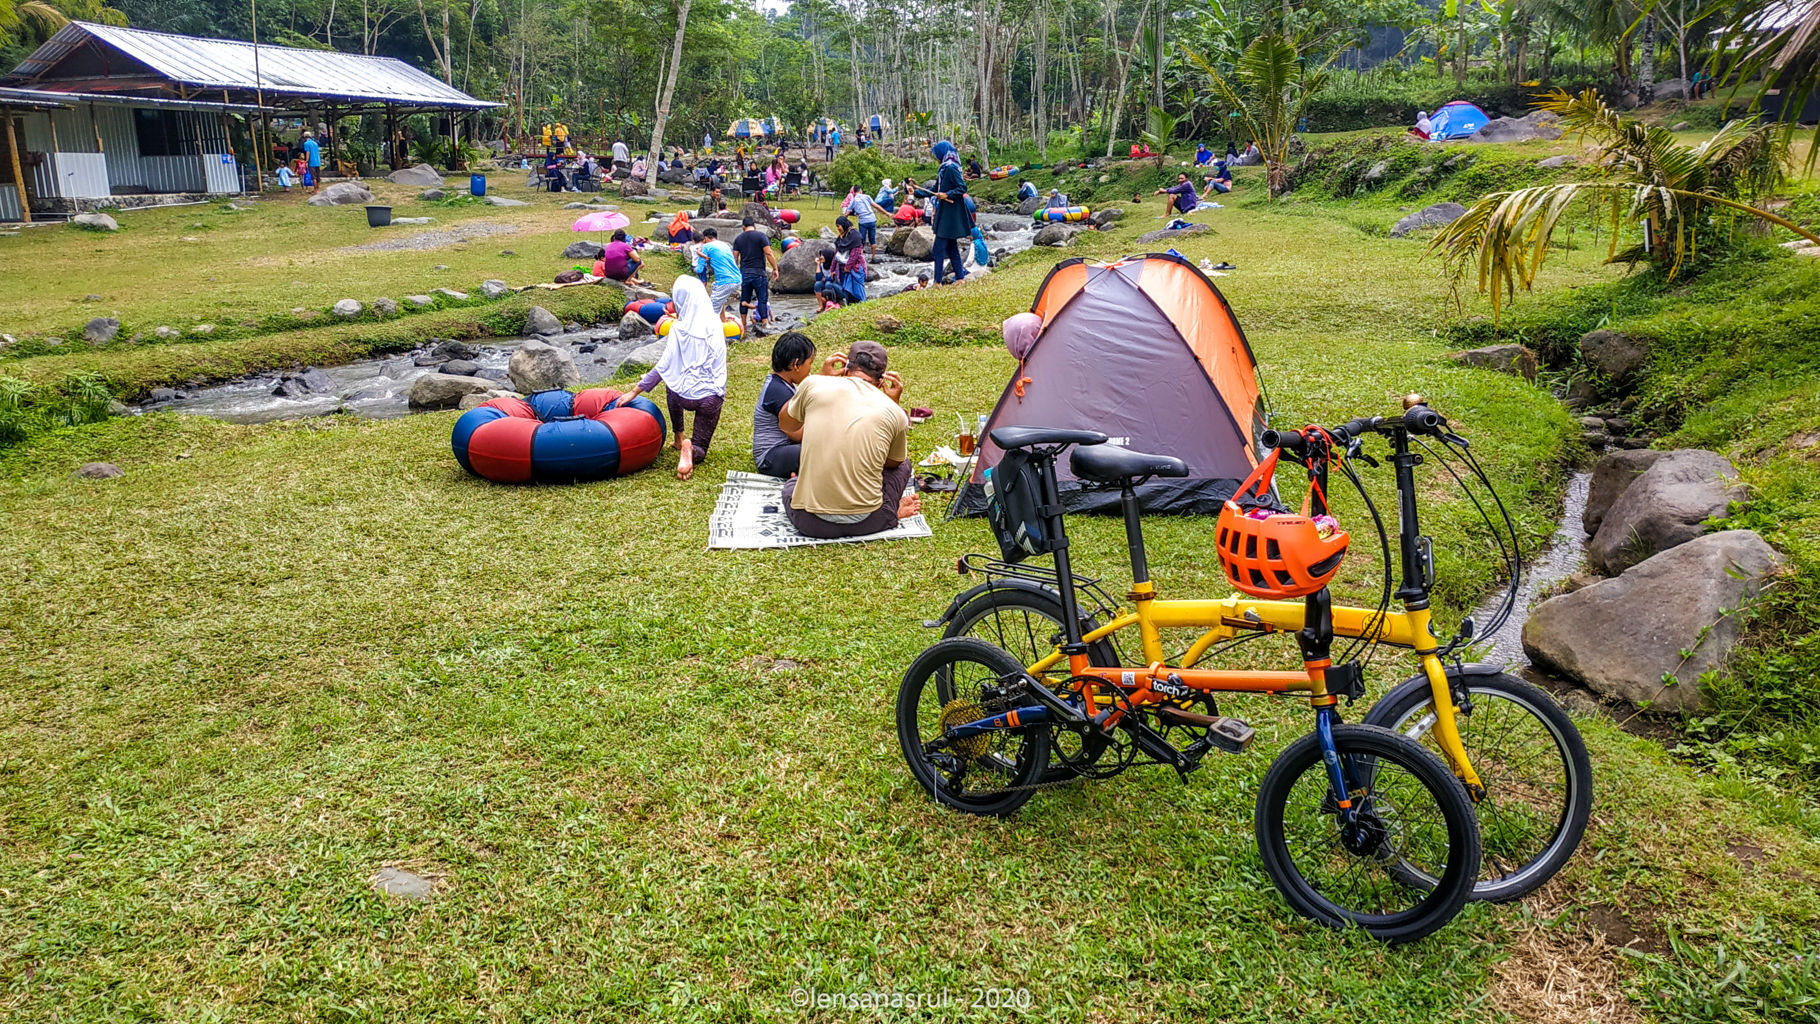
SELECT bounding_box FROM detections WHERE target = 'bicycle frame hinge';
[1128,581,1156,602]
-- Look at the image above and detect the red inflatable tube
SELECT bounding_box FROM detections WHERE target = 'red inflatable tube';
[452,387,668,483]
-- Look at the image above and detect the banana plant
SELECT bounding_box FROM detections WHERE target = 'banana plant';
[1429,88,1820,318]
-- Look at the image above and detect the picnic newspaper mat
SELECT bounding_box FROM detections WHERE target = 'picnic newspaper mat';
[707,471,933,549]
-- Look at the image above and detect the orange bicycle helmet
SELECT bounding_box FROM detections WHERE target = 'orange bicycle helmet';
[1215,446,1349,599]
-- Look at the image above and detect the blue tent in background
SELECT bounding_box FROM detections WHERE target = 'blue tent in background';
[1428,101,1491,140]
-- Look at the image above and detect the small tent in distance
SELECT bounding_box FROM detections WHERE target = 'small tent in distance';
[958,252,1267,516]
[1427,101,1491,140]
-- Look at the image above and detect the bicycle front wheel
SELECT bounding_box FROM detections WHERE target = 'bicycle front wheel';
[1256,723,1481,944]
[1363,670,1592,902]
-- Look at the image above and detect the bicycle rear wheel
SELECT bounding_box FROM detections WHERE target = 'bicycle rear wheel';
[1256,723,1480,944]
[896,637,1051,817]
[1363,670,1592,902]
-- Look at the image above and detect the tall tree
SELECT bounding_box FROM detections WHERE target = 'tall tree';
[646,0,689,186]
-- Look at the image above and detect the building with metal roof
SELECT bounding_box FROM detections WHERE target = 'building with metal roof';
[2,22,497,222]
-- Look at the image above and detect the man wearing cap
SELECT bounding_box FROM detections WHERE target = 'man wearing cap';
[777,341,920,539]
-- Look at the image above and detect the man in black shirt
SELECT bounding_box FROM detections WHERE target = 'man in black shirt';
[731,216,778,331]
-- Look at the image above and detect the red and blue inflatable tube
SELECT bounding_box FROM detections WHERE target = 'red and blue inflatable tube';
[452,387,667,483]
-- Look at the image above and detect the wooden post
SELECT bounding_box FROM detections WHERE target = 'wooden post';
[2,107,31,223]
[386,105,400,170]
[194,112,210,194]
[244,113,263,194]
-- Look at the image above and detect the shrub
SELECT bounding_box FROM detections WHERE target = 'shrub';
[822,148,911,195]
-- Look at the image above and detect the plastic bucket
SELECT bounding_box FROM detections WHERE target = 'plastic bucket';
[470,174,487,197]
[365,205,392,228]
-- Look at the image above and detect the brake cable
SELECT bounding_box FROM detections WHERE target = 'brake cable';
[1410,434,1524,641]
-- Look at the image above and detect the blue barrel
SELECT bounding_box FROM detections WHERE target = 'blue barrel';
[470,174,487,197]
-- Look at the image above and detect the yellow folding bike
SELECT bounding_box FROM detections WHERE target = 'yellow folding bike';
[919,400,1590,913]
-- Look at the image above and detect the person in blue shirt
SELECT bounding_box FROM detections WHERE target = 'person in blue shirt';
[691,227,743,315]
[1017,179,1038,202]
[302,131,322,194]
[874,178,897,214]
[1195,143,1213,166]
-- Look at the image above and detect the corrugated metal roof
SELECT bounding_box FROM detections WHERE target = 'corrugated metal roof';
[8,22,498,110]
[0,84,270,113]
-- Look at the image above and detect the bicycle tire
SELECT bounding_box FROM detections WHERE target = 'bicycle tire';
[943,586,1118,780]
[1363,670,1592,902]
[1255,723,1481,944]
[896,637,1051,817]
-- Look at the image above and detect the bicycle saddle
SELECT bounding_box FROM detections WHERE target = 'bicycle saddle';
[989,426,1108,450]
[1070,443,1189,483]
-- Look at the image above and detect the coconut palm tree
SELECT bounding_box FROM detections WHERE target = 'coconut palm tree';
[1185,34,1332,197]
[1429,88,1820,318]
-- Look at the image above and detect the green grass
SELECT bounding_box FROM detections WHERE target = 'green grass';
[2,149,1819,1021]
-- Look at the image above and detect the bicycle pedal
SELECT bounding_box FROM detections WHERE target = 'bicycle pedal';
[1207,717,1255,754]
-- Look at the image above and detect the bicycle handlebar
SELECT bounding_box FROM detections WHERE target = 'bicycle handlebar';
[1262,404,1449,454]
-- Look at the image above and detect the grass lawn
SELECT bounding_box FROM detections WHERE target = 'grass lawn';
[3,151,1820,1022]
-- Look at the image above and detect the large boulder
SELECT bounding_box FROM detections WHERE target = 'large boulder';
[1136,223,1211,244]
[1588,449,1747,574]
[307,181,376,206]
[408,373,496,409]
[1523,531,1782,711]
[70,212,118,232]
[617,311,653,339]
[386,163,443,186]
[1579,329,1649,382]
[1035,223,1079,247]
[775,241,825,293]
[1584,449,1669,534]
[885,226,913,257]
[1390,202,1467,238]
[1091,207,1126,227]
[562,240,605,260]
[902,225,936,261]
[478,280,510,299]
[1447,343,1537,381]
[1016,196,1042,216]
[740,201,780,231]
[524,306,563,336]
[621,178,650,197]
[82,317,120,344]
[507,338,579,392]
[1470,110,1564,143]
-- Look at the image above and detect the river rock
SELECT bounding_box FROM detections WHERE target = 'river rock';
[1585,449,1668,534]
[372,297,399,315]
[153,326,181,340]
[620,339,665,376]
[421,189,446,200]
[74,461,124,479]
[1136,224,1211,244]
[1016,196,1041,216]
[386,163,443,186]
[1091,207,1125,226]
[902,225,936,260]
[525,306,563,336]
[1523,530,1782,711]
[296,367,333,392]
[404,294,435,308]
[563,240,605,260]
[147,387,179,403]
[616,311,651,341]
[1390,202,1467,237]
[1471,110,1564,143]
[1035,223,1079,247]
[440,359,481,377]
[885,226,911,256]
[82,317,120,343]
[458,389,517,410]
[71,212,118,231]
[1580,329,1649,382]
[741,202,780,231]
[408,373,496,409]
[1589,449,1747,574]
[1448,343,1537,380]
[433,288,468,301]
[484,196,529,207]
[307,181,376,206]
[774,242,826,293]
[507,338,579,392]
[479,280,510,299]
[333,298,363,318]
[433,340,480,360]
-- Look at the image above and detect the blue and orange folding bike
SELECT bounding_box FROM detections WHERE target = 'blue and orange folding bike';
[897,399,1590,942]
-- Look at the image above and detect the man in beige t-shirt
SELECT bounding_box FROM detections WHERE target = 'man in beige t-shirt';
[777,340,921,538]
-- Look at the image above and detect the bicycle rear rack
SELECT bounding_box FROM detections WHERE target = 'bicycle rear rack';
[958,553,1124,628]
